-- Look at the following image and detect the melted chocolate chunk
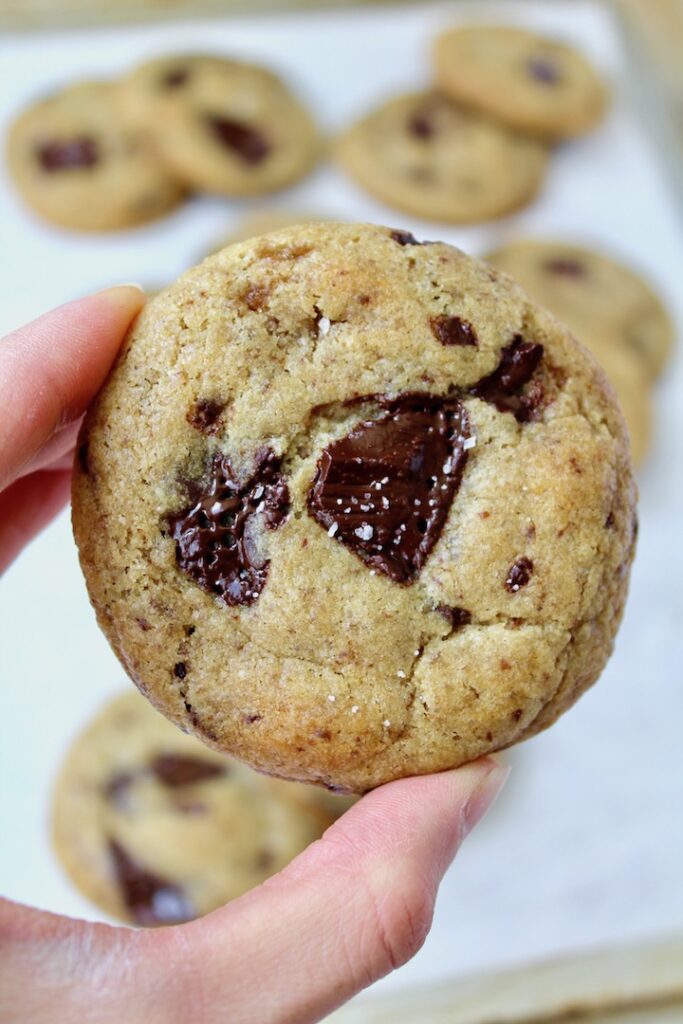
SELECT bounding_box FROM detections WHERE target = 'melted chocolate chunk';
[168,449,289,606]
[206,115,270,164]
[163,67,190,88]
[149,753,225,788]
[390,229,422,246]
[308,394,470,584]
[187,398,225,434]
[470,336,544,422]
[431,315,478,347]
[37,136,99,172]
[173,662,187,679]
[543,257,585,277]
[527,56,561,84]
[505,557,533,593]
[437,605,472,629]
[109,840,194,926]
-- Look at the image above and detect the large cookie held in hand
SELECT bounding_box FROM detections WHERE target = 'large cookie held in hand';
[73,223,636,792]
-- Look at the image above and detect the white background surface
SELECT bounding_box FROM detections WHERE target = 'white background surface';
[1,0,682,1001]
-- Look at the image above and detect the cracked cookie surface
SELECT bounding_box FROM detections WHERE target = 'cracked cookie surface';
[53,691,352,925]
[117,54,319,197]
[73,223,636,791]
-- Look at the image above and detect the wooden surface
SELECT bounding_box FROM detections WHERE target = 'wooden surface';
[328,936,683,1023]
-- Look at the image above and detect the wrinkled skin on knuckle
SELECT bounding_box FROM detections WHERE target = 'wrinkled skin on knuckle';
[362,867,436,976]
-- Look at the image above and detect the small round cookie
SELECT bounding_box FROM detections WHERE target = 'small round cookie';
[6,81,184,231]
[484,240,674,380]
[73,223,636,793]
[118,54,319,197]
[433,25,608,140]
[335,91,549,223]
[53,691,351,926]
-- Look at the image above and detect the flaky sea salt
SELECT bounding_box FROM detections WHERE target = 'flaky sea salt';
[328,522,338,537]
[318,316,331,336]
[354,524,373,541]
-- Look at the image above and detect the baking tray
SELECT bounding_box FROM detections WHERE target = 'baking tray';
[0,0,682,1009]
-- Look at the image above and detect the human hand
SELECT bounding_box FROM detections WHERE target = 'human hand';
[0,289,509,1024]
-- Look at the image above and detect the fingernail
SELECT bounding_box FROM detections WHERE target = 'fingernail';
[461,758,511,837]
[98,283,145,294]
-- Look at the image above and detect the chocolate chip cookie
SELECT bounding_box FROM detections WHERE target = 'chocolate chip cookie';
[73,223,636,793]
[433,25,608,140]
[335,91,549,223]
[53,691,351,926]
[485,239,674,463]
[6,80,184,231]
[118,54,319,196]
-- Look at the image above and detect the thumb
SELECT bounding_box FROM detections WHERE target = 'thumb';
[145,758,508,1024]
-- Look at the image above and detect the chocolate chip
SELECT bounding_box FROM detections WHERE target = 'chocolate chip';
[162,67,190,88]
[543,257,585,277]
[390,229,421,246]
[527,56,561,84]
[437,605,471,629]
[104,772,134,807]
[149,753,225,788]
[470,336,544,422]
[505,557,533,593]
[307,394,471,584]
[512,708,523,721]
[136,617,151,631]
[244,712,262,724]
[206,115,270,164]
[108,839,194,926]
[431,315,478,347]
[187,398,225,435]
[168,449,289,606]
[408,112,435,138]
[256,849,275,871]
[173,662,187,679]
[36,136,99,172]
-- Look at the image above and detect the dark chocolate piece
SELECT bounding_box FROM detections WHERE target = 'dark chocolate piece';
[527,56,561,84]
[168,449,289,606]
[505,557,533,593]
[543,257,585,277]
[308,394,470,584]
[470,336,544,422]
[108,839,194,926]
[408,111,435,138]
[431,315,478,347]
[390,229,421,246]
[187,398,225,435]
[149,753,225,788]
[37,136,99,172]
[436,605,472,629]
[206,115,270,164]
[104,772,134,807]
[163,67,190,88]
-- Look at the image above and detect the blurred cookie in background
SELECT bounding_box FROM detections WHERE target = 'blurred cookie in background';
[433,25,608,140]
[52,691,353,926]
[6,80,185,231]
[485,239,674,463]
[118,54,320,197]
[336,91,549,223]
[485,240,674,380]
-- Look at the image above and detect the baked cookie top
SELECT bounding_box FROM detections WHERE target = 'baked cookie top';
[335,91,549,223]
[117,54,319,196]
[433,25,608,140]
[6,80,184,231]
[73,223,636,792]
[53,691,350,925]
[485,239,674,380]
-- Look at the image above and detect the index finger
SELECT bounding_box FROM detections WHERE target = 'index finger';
[0,285,144,492]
